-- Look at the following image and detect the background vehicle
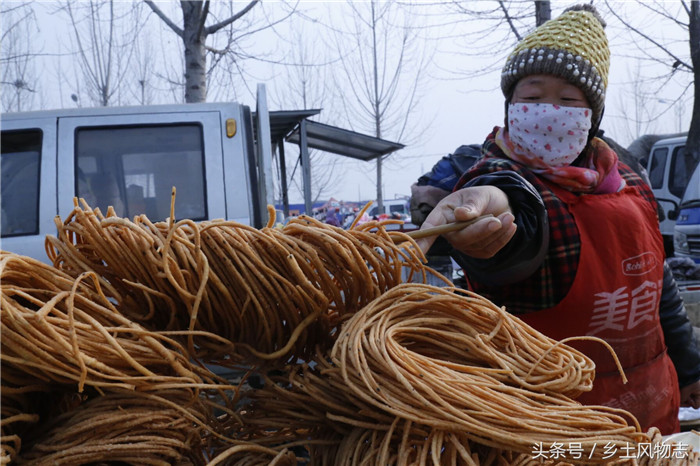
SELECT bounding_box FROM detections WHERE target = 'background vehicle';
[665,153,700,326]
[1,86,404,265]
[1,90,275,263]
[367,198,409,217]
[674,163,700,265]
[644,136,698,256]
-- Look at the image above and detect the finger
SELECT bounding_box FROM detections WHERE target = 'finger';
[420,207,454,233]
[681,395,700,409]
[681,398,700,409]
[453,204,482,221]
[444,216,503,245]
[462,220,517,259]
[446,213,516,259]
[691,394,700,409]
[416,236,437,256]
[475,218,517,254]
[415,208,453,255]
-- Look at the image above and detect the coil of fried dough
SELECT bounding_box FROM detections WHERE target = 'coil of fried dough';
[2,248,696,465]
[45,201,437,364]
[326,421,627,466]
[339,282,602,397]
[206,443,296,466]
[239,394,536,466]
[235,284,648,464]
[243,362,700,465]
[0,251,228,393]
[1,377,62,465]
[635,428,700,466]
[332,283,645,461]
[13,389,210,466]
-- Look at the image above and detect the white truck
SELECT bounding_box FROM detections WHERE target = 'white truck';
[644,136,697,256]
[643,136,700,318]
[1,89,276,263]
[1,88,405,265]
[672,163,700,317]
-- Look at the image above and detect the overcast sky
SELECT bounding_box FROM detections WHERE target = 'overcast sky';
[8,1,693,205]
[291,1,690,203]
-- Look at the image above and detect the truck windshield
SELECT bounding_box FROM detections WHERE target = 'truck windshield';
[681,165,700,204]
[669,145,699,199]
[1,130,41,237]
[648,147,667,190]
[75,124,207,221]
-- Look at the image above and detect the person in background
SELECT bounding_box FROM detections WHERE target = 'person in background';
[409,145,482,284]
[418,4,700,434]
[126,184,147,218]
[410,144,482,230]
[325,207,341,227]
[91,173,125,217]
[76,168,97,208]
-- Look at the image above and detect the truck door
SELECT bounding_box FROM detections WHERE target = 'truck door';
[648,144,698,226]
[647,145,675,237]
[1,118,57,261]
[56,112,228,223]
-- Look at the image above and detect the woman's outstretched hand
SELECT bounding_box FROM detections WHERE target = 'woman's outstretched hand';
[417,185,516,258]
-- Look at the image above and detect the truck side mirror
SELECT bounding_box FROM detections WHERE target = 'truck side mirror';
[655,197,680,221]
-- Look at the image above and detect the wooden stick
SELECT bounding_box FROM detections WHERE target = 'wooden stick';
[403,214,494,241]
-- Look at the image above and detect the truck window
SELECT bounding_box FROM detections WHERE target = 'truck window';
[75,124,207,221]
[389,204,406,214]
[648,147,667,190]
[669,145,698,199]
[1,130,41,237]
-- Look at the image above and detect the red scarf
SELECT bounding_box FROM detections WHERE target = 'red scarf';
[494,127,626,194]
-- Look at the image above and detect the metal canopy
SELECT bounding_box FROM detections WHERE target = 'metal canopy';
[267,109,321,142]
[285,120,404,161]
[255,108,405,217]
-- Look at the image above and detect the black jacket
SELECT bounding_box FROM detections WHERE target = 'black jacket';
[453,169,700,389]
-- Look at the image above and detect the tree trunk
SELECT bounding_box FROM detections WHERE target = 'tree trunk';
[371,0,384,214]
[687,0,700,158]
[535,1,551,27]
[376,157,383,213]
[181,1,207,103]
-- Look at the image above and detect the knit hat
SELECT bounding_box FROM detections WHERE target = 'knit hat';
[500,4,610,127]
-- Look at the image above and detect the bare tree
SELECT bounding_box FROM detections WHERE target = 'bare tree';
[58,0,146,107]
[144,0,297,103]
[129,27,156,105]
[534,1,551,26]
[331,0,434,213]
[151,18,188,104]
[688,1,699,158]
[1,3,40,112]
[268,26,341,208]
[416,1,550,82]
[608,60,665,144]
[602,0,698,160]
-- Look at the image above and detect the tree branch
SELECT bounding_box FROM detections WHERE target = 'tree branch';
[682,0,691,16]
[498,0,522,41]
[0,81,36,92]
[1,9,34,43]
[637,1,688,28]
[605,0,693,72]
[144,0,184,38]
[205,44,229,55]
[205,0,259,35]
[197,0,209,39]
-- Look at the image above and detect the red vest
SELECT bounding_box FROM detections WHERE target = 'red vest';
[520,183,680,434]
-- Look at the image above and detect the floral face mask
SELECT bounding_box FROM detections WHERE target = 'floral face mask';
[507,102,592,168]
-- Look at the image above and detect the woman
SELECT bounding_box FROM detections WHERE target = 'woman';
[418,4,700,434]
